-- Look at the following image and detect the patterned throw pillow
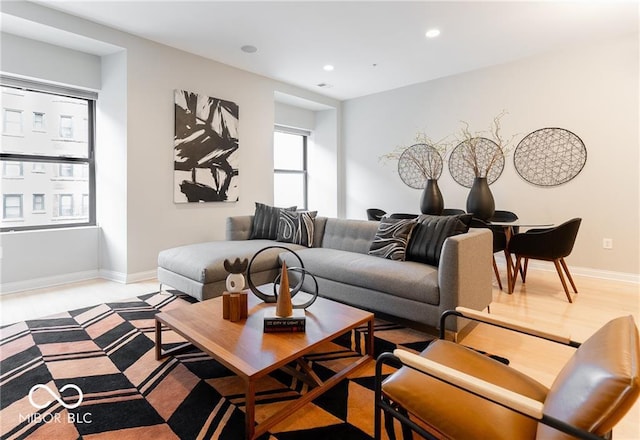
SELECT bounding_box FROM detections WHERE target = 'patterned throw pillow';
[250,203,297,240]
[277,210,317,247]
[368,217,417,261]
[406,214,473,266]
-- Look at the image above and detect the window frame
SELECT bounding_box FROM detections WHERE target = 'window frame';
[33,111,46,131]
[0,78,96,232]
[33,193,45,212]
[3,194,23,219]
[273,126,309,210]
[3,108,23,135]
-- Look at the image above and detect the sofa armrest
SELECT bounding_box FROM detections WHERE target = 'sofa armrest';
[438,228,493,332]
[226,216,254,241]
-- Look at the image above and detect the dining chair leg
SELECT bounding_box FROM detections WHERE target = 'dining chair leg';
[553,259,573,303]
[492,256,503,290]
[511,256,522,293]
[522,258,529,282]
[559,258,578,293]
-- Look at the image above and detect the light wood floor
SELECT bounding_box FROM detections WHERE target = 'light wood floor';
[1,270,639,438]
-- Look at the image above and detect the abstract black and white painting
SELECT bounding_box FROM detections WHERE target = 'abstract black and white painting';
[174,89,239,203]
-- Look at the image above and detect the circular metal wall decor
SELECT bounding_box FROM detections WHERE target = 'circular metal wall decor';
[246,246,318,309]
[448,137,505,188]
[397,143,443,189]
[514,128,586,187]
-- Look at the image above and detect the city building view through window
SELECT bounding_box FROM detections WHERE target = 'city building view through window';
[1,84,95,231]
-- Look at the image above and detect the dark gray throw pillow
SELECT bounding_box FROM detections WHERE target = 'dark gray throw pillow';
[249,203,296,240]
[277,210,317,247]
[406,214,473,266]
[368,217,417,261]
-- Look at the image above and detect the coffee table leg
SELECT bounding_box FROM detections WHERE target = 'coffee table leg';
[245,379,256,440]
[367,318,374,356]
[155,319,162,360]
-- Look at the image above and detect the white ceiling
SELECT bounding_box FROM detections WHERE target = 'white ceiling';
[10,1,640,101]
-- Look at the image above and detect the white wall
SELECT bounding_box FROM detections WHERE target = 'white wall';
[342,34,639,277]
[0,32,101,90]
[274,102,315,130]
[1,1,341,290]
[96,50,128,279]
[310,109,339,217]
[0,227,99,291]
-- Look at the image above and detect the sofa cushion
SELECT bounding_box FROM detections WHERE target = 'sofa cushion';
[277,210,317,247]
[321,218,379,254]
[368,217,417,261]
[249,203,296,240]
[407,214,472,266]
[285,247,440,305]
[158,239,304,284]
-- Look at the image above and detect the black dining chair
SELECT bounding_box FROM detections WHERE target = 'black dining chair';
[389,213,419,219]
[366,208,386,221]
[508,218,582,302]
[470,218,507,290]
[489,210,520,234]
[442,208,466,215]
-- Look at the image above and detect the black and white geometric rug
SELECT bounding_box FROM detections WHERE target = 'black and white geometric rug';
[1,291,450,439]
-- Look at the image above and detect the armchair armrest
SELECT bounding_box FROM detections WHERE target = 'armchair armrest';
[392,349,544,419]
[454,306,573,345]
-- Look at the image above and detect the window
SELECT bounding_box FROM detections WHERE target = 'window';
[32,162,46,173]
[3,194,23,219]
[57,194,74,217]
[0,79,96,231]
[33,194,45,211]
[33,112,45,131]
[273,128,308,209]
[3,109,22,135]
[59,163,74,178]
[3,161,23,177]
[81,194,89,216]
[59,115,73,139]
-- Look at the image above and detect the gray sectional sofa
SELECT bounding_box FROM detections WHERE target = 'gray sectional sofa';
[157,215,493,331]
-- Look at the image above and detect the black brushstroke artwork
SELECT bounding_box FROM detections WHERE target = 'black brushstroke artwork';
[174,89,239,202]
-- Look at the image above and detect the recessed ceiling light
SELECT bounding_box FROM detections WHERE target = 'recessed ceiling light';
[425,29,441,38]
[241,45,258,53]
[323,64,334,72]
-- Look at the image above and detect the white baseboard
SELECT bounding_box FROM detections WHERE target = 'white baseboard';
[98,269,157,284]
[0,270,100,295]
[125,270,157,283]
[494,256,639,284]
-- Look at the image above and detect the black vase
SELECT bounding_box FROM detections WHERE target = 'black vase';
[466,177,495,220]
[420,179,444,215]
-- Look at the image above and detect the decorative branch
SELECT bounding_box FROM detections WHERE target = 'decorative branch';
[455,111,516,178]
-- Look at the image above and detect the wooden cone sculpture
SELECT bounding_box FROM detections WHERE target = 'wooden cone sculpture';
[276,261,293,317]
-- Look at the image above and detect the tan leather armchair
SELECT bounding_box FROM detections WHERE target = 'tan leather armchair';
[375,308,640,440]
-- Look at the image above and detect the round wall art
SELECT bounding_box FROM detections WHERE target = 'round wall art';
[397,143,443,189]
[448,137,505,188]
[514,128,586,187]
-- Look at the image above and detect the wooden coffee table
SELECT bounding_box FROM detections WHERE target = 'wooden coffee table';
[155,290,374,440]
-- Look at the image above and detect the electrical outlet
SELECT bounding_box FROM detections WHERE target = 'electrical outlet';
[602,238,613,250]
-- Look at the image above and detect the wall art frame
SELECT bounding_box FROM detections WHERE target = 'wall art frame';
[174,89,239,203]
